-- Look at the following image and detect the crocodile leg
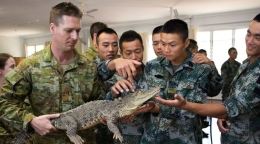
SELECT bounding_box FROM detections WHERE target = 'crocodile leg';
[106,115,123,143]
[60,116,84,144]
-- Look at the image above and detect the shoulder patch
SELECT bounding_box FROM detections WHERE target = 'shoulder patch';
[5,70,23,85]
[5,70,16,80]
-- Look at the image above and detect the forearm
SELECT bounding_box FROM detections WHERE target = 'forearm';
[0,74,36,132]
[98,60,116,81]
[183,102,227,119]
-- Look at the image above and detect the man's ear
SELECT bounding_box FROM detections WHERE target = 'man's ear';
[0,69,3,75]
[184,38,190,49]
[95,44,99,52]
[50,23,55,35]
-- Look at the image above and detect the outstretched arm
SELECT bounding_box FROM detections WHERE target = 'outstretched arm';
[107,58,141,84]
[154,94,228,119]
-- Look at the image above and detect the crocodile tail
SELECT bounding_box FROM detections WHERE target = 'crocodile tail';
[10,132,35,144]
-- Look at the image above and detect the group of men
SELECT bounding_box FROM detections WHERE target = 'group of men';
[0,1,259,144]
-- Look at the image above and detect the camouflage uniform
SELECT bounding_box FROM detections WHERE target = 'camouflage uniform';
[84,45,117,144]
[197,61,223,144]
[221,59,241,101]
[84,44,99,61]
[221,57,260,144]
[207,62,223,97]
[139,50,212,144]
[0,45,113,144]
[106,64,146,144]
[0,123,14,144]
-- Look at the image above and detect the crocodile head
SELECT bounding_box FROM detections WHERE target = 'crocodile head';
[119,86,161,117]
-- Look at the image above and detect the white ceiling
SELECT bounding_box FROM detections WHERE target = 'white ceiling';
[0,0,259,37]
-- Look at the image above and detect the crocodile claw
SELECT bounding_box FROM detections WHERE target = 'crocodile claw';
[113,134,123,143]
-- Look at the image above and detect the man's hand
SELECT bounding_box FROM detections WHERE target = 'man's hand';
[193,53,214,66]
[217,119,230,133]
[111,79,134,97]
[154,94,187,108]
[133,101,158,115]
[120,115,135,123]
[100,117,107,125]
[30,114,60,136]
[108,58,141,84]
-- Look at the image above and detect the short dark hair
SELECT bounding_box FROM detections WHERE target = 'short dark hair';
[198,49,207,54]
[0,53,12,69]
[90,22,107,39]
[187,39,197,49]
[253,13,260,22]
[49,2,82,26]
[161,19,188,42]
[152,25,163,35]
[119,30,143,51]
[228,47,237,54]
[96,28,118,45]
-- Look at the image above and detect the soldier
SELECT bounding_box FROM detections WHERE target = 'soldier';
[189,39,223,97]
[152,25,163,57]
[154,13,260,144]
[221,47,241,102]
[187,39,198,53]
[0,53,16,144]
[84,22,107,61]
[0,2,140,144]
[113,19,213,143]
[106,30,146,144]
[91,27,119,144]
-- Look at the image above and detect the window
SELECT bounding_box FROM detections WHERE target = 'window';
[212,30,232,72]
[196,31,211,57]
[26,45,44,57]
[234,29,248,63]
[197,29,248,73]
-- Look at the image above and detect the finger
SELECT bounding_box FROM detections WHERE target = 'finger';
[100,119,107,125]
[111,86,120,95]
[119,79,134,92]
[132,60,142,67]
[46,113,60,119]
[124,66,134,84]
[154,96,164,103]
[174,94,183,100]
[226,121,231,126]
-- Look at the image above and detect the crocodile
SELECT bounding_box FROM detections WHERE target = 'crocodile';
[11,86,161,144]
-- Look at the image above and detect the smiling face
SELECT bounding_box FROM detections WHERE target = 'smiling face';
[50,15,81,52]
[96,33,118,61]
[120,39,144,62]
[160,32,189,65]
[246,20,260,63]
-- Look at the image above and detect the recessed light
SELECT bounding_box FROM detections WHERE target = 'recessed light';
[36,20,39,22]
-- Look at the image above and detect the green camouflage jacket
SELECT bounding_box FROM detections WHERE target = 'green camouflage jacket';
[139,50,212,144]
[222,57,260,144]
[221,59,241,101]
[84,44,99,61]
[0,45,113,144]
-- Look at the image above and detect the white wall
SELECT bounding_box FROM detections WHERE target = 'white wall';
[23,33,52,46]
[191,9,259,31]
[0,36,24,57]
[1,9,258,61]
